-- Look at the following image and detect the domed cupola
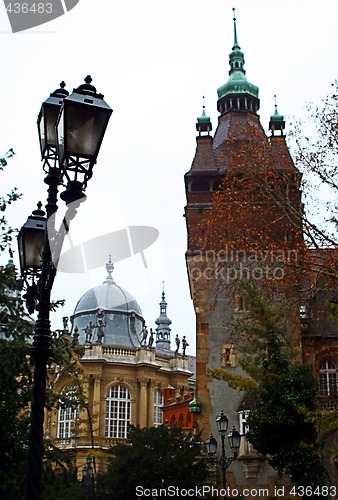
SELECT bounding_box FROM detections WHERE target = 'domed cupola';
[269,95,286,135]
[217,8,260,116]
[71,259,143,348]
[155,285,172,350]
[196,97,212,136]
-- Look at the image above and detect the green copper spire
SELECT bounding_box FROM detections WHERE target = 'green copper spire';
[269,95,285,135]
[217,8,260,115]
[232,7,239,49]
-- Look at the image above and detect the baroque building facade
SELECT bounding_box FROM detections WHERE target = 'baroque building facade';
[45,260,195,474]
[184,9,338,494]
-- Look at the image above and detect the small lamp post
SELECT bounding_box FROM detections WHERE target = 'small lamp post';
[19,77,112,500]
[82,455,94,500]
[206,410,241,492]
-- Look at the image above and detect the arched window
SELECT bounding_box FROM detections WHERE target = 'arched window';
[170,415,176,428]
[105,385,131,438]
[319,361,338,396]
[154,390,163,427]
[57,385,80,439]
[179,413,184,427]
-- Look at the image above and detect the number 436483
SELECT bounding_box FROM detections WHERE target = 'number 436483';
[6,3,53,14]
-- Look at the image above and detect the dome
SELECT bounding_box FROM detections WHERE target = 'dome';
[74,280,142,316]
[71,261,143,349]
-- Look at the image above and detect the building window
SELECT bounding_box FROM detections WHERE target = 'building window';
[105,385,131,438]
[221,343,236,367]
[154,390,163,427]
[57,386,79,439]
[319,361,338,396]
[238,410,250,436]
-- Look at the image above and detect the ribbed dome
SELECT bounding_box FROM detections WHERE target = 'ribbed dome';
[74,279,142,316]
[71,261,143,349]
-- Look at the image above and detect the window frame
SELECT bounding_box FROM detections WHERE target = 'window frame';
[105,384,131,439]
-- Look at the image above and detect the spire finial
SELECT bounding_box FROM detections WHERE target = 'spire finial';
[162,280,165,300]
[232,7,239,48]
[105,256,115,282]
[274,94,279,114]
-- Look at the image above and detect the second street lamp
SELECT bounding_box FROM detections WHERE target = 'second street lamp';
[19,77,112,500]
[206,410,241,492]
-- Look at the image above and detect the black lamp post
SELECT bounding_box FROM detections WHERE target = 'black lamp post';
[206,410,241,492]
[18,77,112,500]
[82,455,95,500]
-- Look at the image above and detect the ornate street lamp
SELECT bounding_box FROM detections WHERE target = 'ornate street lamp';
[206,411,241,491]
[19,77,112,500]
[56,75,113,199]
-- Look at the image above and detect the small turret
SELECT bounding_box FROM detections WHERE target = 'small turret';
[269,95,285,135]
[155,284,172,350]
[196,97,212,136]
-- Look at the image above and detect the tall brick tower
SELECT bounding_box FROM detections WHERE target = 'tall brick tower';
[184,9,303,489]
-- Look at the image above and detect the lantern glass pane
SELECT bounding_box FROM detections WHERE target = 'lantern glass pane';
[25,230,45,269]
[66,105,108,158]
[38,113,46,155]
[57,107,65,161]
[45,105,60,146]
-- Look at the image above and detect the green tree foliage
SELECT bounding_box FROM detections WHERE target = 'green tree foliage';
[96,425,208,500]
[40,451,84,500]
[209,282,327,491]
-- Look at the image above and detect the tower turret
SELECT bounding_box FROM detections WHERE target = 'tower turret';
[196,97,212,136]
[155,285,172,350]
[217,8,259,115]
[269,95,286,135]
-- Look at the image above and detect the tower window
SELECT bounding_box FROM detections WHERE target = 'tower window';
[319,361,338,396]
[154,389,163,427]
[105,384,131,438]
[191,179,210,192]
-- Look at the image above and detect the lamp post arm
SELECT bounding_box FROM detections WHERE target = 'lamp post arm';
[48,194,85,272]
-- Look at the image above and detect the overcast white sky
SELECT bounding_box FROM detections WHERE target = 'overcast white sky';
[1,0,337,353]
